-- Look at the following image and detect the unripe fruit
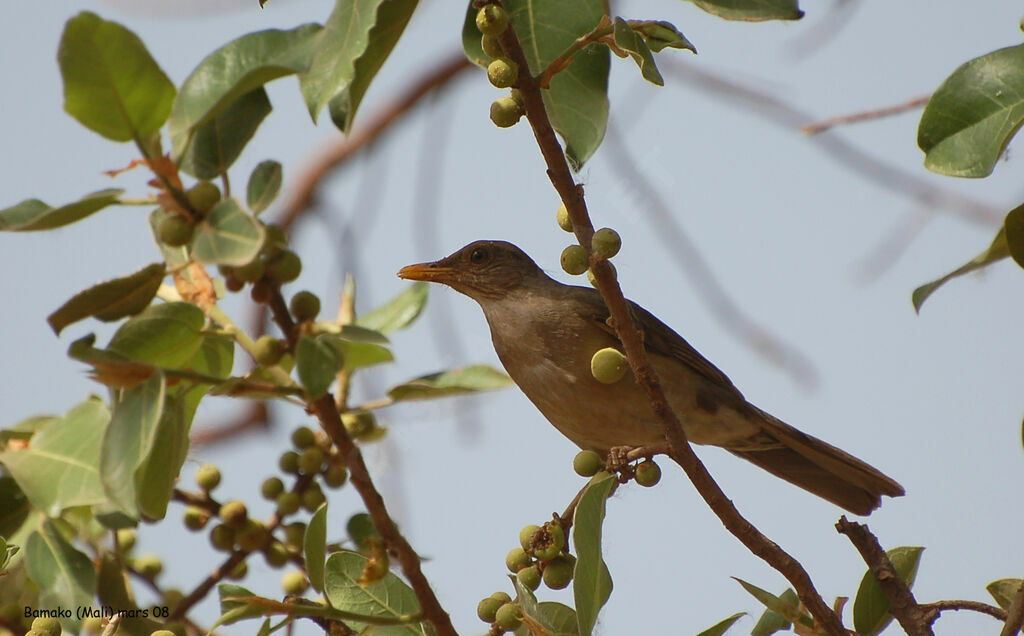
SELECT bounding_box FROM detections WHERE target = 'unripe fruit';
[229,560,247,580]
[186,181,221,215]
[481,34,503,59]
[236,520,270,552]
[250,280,273,304]
[116,528,137,552]
[276,492,301,516]
[342,411,376,437]
[324,461,348,489]
[591,347,628,384]
[534,522,565,562]
[183,506,210,531]
[519,524,540,552]
[477,596,502,623]
[573,450,604,477]
[163,588,185,610]
[233,257,265,284]
[289,291,321,322]
[487,58,518,89]
[542,555,575,590]
[635,459,662,487]
[136,554,163,578]
[218,500,248,529]
[210,524,236,552]
[560,245,589,275]
[491,591,512,604]
[298,447,325,474]
[253,335,284,367]
[261,477,285,500]
[284,522,307,549]
[225,274,244,292]
[489,97,523,128]
[158,214,193,247]
[291,426,317,449]
[302,486,326,512]
[517,564,541,591]
[591,227,621,259]
[264,541,289,568]
[263,224,288,256]
[81,615,103,633]
[195,464,221,491]
[151,630,175,636]
[509,88,524,107]
[476,4,509,36]
[30,616,61,636]
[556,203,573,232]
[282,570,309,595]
[505,547,531,573]
[279,451,301,474]
[266,250,302,284]
[494,603,522,630]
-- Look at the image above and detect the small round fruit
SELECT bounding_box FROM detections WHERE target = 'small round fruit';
[116,528,137,552]
[291,425,317,449]
[505,547,531,573]
[30,616,61,636]
[542,555,575,590]
[218,500,248,529]
[591,227,621,259]
[491,591,512,604]
[276,492,301,516]
[487,58,518,88]
[229,560,248,580]
[519,524,540,552]
[556,203,573,232]
[225,273,245,292]
[289,291,321,321]
[261,477,285,500]
[324,461,348,489]
[477,596,502,623]
[481,34,503,58]
[282,570,309,595]
[517,564,541,591]
[266,250,302,284]
[494,603,522,630]
[263,224,288,255]
[302,486,326,512]
[264,541,289,568]
[250,280,273,304]
[279,450,300,474]
[560,244,589,276]
[635,459,662,487]
[573,450,604,477]
[298,447,324,474]
[284,522,307,549]
[476,4,509,36]
[163,588,185,611]
[342,411,376,437]
[253,335,284,367]
[186,181,221,215]
[150,630,176,636]
[183,506,210,531]
[195,464,221,491]
[489,97,523,128]
[233,257,266,284]
[591,347,628,384]
[509,88,524,107]
[210,524,236,552]
[158,214,193,247]
[533,522,564,562]
[136,554,163,578]
[236,520,270,552]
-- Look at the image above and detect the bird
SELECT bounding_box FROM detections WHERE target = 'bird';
[398,240,904,515]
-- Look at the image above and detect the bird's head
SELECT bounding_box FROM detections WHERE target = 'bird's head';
[398,240,545,300]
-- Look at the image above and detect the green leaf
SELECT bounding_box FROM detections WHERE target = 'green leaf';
[697,612,746,636]
[191,198,266,267]
[912,226,1009,312]
[299,0,418,131]
[177,88,273,179]
[1005,203,1024,269]
[0,536,19,571]
[634,21,696,54]
[323,550,425,635]
[573,471,615,636]
[25,520,95,633]
[750,588,798,636]
[734,580,805,624]
[100,371,166,518]
[505,0,609,170]
[0,398,110,516]
[296,334,344,398]
[346,513,380,551]
[987,578,1022,610]
[0,477,30,538]
[683,0,803,22]
[356,282,428,334]
[523,600,579,636]
[305,503,328,593]
[612,18,663,86]
[0,188,123,232]
[46,262,165,335]
[247,160,283,214]
[335,340,394,371]
[108,302,206,368]
[212,583,265,628]
[58,12,175,141]
[134,394,188,521]
[96,551,163,635]
[169,24,322,154]
[386,365,512,401]
[919,44,1024,178]
[852,546,925,636]
[179,334,235,423]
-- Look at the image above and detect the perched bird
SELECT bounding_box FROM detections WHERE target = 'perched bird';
[398,240,904,515]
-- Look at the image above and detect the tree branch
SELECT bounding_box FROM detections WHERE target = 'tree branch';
[496,17,846,636]
[801,94,931,135]
[919,599,1007,623]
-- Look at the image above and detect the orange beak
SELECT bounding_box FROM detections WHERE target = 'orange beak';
[397,262,459,284]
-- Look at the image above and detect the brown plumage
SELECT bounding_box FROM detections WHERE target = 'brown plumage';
[399,240,904,515]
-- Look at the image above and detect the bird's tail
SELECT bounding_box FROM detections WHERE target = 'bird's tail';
[728,409,904,515]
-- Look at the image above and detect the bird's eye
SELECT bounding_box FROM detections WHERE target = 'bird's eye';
[470,248,488,264]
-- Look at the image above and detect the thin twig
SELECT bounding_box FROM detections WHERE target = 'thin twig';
[498,19,847,636]
[919,599,1007,623]
[835,516,932,636]
[1000,578,1024,636]
[801,95,931,135]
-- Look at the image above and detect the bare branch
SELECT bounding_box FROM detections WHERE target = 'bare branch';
[801,94,931,135]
